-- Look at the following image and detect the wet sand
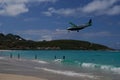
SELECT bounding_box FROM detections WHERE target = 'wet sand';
[0,73,47,80]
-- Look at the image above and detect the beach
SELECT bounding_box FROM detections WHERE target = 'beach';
[0,58,87,80]
[0,73,47,80]
[0,50,120,80]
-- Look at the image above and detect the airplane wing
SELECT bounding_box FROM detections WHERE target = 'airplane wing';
[69,22,77,27]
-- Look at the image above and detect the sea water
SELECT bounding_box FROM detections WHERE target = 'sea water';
[0,50,120,80]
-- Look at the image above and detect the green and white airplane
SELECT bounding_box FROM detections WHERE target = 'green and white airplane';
[67,19,92,32]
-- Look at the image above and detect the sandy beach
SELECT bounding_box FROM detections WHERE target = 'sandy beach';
[0,73,47,80]
[0,58,94,80]
[0,55,120,80]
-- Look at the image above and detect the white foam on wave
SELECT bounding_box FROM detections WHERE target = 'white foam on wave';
[81,63,97,68]
[111,67,120,74]
[35,67,98,79]
[100,65,113,70]
[54,59,63,63]
[33,60,48,64]
[100,65,120,74]
[80,62,120,74]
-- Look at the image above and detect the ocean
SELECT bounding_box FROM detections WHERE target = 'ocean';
[0,50,120,80]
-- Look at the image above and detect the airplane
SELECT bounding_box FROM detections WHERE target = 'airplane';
[67,19,92,32]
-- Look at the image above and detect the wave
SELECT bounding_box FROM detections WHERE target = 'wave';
[35,67,98,79]
[53,59,63,63]
[32,60,48,64]
[79,62,120,74]
[53,59,120,74]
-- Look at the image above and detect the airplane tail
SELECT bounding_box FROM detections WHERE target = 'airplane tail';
[88,19,92,26]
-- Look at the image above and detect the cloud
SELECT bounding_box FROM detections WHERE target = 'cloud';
[82,0,116,13]
[106,5,120,15]
[0,3,28,16]
[43,0,120,16]
[42,7,78,16]
[82,0,120,15]
[0,0,58,16]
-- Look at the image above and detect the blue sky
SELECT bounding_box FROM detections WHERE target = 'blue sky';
[0,0,120,49]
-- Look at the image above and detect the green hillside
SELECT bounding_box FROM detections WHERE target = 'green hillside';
[0,33,113,50]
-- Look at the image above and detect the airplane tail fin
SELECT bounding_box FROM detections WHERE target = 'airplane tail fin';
[88,19,92,26]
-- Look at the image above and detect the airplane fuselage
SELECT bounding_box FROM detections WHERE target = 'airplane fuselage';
[67,25,88,32]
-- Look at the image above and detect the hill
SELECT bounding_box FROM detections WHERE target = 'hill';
[0,33,113,50]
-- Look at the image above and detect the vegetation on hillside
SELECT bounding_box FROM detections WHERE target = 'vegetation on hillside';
[0,33,113,50]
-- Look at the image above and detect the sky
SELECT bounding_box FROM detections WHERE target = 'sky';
[0,0,120,49]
